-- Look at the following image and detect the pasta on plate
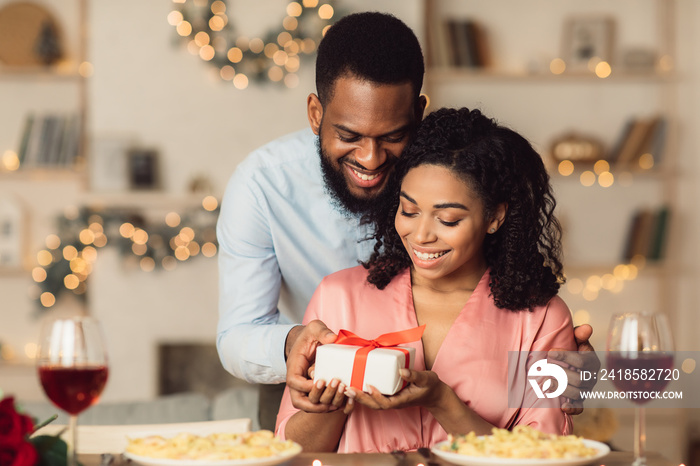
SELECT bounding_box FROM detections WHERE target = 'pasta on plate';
[125,430,300,461]
[439,425,598,459]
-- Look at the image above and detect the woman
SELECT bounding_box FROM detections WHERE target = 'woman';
[275,108,576,452]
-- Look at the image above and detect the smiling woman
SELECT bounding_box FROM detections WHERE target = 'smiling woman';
[275,107,577,453]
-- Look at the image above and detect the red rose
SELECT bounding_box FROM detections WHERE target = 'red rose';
[0,397,35,442]
[0,438,39,466]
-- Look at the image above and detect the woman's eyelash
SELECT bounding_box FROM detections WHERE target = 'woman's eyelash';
[400,210,460,226]
[440,220,460,227]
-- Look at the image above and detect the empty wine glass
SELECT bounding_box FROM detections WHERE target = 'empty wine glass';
[607,312,673,466]
[36,316,109,466]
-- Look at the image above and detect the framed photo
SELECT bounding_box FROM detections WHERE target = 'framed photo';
[89,134,135,192]
[128,148,160,190]
[562,16,615,72]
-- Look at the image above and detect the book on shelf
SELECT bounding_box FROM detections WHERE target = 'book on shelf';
[647,206,670,261]
[427,17,488,69]
[622,205,671,262]
[58,114,81,167]
[607,117,634,163]
[22,114,45,167]
[16,113,81,169]
[608,115,667,170]
[42,115,63,165]
[426,13,451,68]
[644,116,668,167]
[16,114,34,165]
[469,21,490,68]
[446,20,469,68]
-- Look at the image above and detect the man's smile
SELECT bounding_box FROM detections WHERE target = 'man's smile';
[344,162,387,189]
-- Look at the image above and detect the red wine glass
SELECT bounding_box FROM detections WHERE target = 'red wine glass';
[607,312,673,466]
[37,316,109,466]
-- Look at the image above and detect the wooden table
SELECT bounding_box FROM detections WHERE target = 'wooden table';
[79,451,676,466]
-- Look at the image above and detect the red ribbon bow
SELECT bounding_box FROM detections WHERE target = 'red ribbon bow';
[334,325,426,391]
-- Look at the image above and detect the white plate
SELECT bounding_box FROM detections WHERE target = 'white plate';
[431,439,610,466]
[123,443,302,466]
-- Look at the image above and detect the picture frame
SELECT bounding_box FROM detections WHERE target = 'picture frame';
[89,134,135,192]
[128,148,160,190]
[562,16,615,72]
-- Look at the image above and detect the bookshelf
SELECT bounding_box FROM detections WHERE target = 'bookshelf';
[0,0,88,180]
[0,0,88,276]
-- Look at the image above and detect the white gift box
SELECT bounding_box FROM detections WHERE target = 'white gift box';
[313,343,416,395]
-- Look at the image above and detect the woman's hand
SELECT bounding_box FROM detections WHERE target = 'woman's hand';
[308,378,356,415]
[344,368,495,436]
[284,377,353,452]
[344,368,448,411]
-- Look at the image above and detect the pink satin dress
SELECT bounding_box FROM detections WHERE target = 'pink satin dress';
[276,266,576,453]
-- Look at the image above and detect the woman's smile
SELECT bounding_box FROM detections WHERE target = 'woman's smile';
[410,244,451,267]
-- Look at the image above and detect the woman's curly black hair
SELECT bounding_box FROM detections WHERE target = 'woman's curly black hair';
[362,107,564,311]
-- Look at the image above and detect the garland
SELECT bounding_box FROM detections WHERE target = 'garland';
[170,0,338,88]
[31,197,219,310]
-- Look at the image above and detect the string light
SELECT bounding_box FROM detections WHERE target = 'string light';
[24,343,38,359]
[1,150,20,171]
[597,171,614,187]
[565,259,646,302]
[594,61,612,78]
[31,196,220,309]
[638,153,654,170]
[573,309,590,326]
[40,292,56,308]
[78,61,94,78]
[169,0,338,88]
[579,170,596,187]
[32,267,47,282]
[202,195,218,211]
[557,160,574,177]
[553,159,651,187]
[549,58,566,75]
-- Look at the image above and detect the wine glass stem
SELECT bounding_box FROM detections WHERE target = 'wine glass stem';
[68,414,78,466]
[633,406,647,466]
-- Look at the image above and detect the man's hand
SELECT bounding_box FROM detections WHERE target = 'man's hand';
[285,320,337,413]
[548,324,601,415]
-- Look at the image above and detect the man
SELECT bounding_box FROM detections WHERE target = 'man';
[216,11,598,431]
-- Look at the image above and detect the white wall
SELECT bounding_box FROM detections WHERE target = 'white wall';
[1,0,699,460]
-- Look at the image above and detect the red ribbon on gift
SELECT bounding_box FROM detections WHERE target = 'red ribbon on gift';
[334,325,426,391]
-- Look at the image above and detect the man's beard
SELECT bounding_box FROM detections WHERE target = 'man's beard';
[318,135,385,216]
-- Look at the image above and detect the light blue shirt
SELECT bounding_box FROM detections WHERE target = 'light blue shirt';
[216,129,375,384]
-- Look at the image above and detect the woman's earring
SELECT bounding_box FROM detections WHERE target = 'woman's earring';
[489,228,496,233]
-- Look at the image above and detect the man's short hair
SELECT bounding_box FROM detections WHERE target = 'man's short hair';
[315,12,424,105]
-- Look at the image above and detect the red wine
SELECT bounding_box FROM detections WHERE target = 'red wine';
[606,353,673,404]
[38,365,109,415]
